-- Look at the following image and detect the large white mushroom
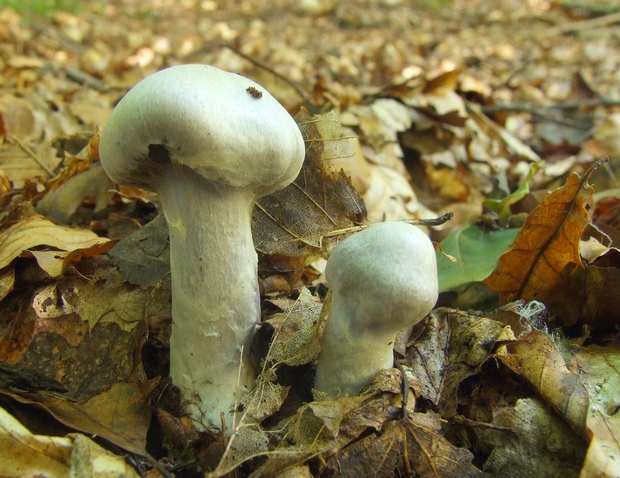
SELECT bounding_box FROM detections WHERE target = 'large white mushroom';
[99,64,305,431]
[314,221,438,397]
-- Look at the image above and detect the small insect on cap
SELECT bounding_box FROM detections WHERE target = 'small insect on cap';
[99,64,305,197]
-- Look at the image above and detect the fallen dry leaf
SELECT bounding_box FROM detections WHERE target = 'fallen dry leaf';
[322,413,490,478]
[581,249,620,334]
[574,343,620,478]
[407,308,515,416]
[1,1,619,475]
[476,396,587,477]
[253,110,366,258]
[240,288,323,423]
[502,329,589,438]
[0,213,113,276]
[35,162,113,224]
[0,266,169,455]
[0,405,141,477]
[484,159,606,328]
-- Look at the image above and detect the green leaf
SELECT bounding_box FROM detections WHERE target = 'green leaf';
[437,225,519,291]
[483,161,542,220]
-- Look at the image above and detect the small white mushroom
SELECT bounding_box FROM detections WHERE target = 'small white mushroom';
[99,64,305,431]
[314,221,438,397]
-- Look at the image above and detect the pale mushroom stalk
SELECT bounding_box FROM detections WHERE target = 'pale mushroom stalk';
[314,221,438,397]
[158,172,259,427]
[99,64,305,431]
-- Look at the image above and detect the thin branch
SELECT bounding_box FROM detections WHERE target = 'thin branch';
[6,135,55,177]
[546,10,620,35]
[480,98,620,115]
[559,0,620,15]
[222,45,315,105]
[321,213,454,240]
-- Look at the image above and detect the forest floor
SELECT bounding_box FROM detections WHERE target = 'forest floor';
[0,1,619,477]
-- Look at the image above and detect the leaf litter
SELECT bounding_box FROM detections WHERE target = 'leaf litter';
[1,1,620,477]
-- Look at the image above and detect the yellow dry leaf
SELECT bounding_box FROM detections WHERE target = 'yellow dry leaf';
[506,329,589,437]
[0,214,113,276]
[575,344,620,478]
[0,405,141,477]
[0,405,72,477]
[0,268,14,302]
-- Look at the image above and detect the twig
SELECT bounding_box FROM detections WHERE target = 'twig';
[65,67,107,90]
[25,19,86,55]
[480,98,620,115]
[362,73,424,102]
[222,45,315,105]
[139,453,175,478]
[6,135,56,177]
[394,360,409,420]
[559,0,620,16]
[181,42,315,104]
[447,414,518,434]
[321,213,454,240]
[546,10,620,35]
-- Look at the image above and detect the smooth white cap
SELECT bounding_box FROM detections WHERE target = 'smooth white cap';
[99,64,305,196]
[325,221,438,339]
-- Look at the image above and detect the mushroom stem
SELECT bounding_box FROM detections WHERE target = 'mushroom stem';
[159,167,258,429]
[314,295,394,396]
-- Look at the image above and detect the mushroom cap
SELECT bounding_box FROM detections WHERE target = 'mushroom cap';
[325,221,438,336]
[99,64,305,196]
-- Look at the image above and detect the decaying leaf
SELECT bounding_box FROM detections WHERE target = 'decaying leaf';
[466,103,541,163]
[253,110,366,258]
[0,268,14,302]
[264,288,324,367]
[240,288,323,423]
[477,397,587,478]
[407,309,515,416]
[0,322,153,454]
[215,370,401,477]
[241,372,290,425]
[232,388,489,478]
[501,329,589,438]
[211,424,270,475]
[4,381,153,456]
[410,78,468,127]
[218,304,512,477]
[35,162,113,224]
[574,344,620,478]
[484,159,605,327]
[242,394,380,477]
[581,250,620,334]
[0,404,71,477]
[106,214,171,288]
[0,265,169,455]
[0,95,39,140]
[322,413,490,478]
